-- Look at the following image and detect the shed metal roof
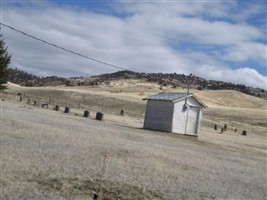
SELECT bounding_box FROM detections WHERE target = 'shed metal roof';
[143,92,192,101]
[143,92,207,108]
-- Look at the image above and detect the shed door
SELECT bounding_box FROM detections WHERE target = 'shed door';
[186,106,200,135]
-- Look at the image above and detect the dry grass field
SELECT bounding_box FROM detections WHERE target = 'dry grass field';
[1,81,267,200]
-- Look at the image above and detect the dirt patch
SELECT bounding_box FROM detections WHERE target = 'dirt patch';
[29,177,164,200]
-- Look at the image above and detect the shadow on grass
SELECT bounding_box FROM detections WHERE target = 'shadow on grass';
[28,177,164,200]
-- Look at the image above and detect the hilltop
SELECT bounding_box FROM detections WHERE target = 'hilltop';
[8,68,67,87]
[7,68,266,99]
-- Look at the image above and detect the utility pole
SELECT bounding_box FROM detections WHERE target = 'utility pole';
[183,73,193,134]
[184,73,193,107]
[187,73,192,94]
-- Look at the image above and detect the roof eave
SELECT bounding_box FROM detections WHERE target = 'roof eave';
[172,94,208,108]
[192,94,208,108]
[172,94,193,103]
[143,94,192,102]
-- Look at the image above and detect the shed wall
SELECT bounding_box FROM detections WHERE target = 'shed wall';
[172,100,187,134]
[172,97,203,135]
[186,106,200,134]
[197,108,203,134]
[187,97,203,135]
[144,100,174,132]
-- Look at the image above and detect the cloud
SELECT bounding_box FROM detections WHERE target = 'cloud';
[222,42,267,65]
[2,1,267,89]
[195,65,267,89]
[115,1,233,19]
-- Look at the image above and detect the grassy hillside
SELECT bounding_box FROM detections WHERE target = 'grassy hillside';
[194,90,267,109]
[4,80,267,135]
[8,68,266,99]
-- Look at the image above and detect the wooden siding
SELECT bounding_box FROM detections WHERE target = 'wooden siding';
[144,100,174,132]
[172,100,187,134]
[172,97,202,135]
[186,106,200,135]
[197,108,203,134]
[187,97,203,135]
[143,96,204,135]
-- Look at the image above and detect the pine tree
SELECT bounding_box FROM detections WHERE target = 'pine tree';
[0,34,11,90]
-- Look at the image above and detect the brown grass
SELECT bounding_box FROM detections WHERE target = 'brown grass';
[1,81,267,199]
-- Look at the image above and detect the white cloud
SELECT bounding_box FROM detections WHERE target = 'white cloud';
[222,43,267,65]
[195,65,267,89]
[116,1,233,19]
[2,1,267,89]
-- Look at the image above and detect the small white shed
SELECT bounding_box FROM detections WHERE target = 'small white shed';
[143,93,207,136]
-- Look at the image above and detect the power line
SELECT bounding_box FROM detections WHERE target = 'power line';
[0,22,128,71]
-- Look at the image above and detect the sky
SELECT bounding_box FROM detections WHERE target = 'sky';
[1,0,267,89]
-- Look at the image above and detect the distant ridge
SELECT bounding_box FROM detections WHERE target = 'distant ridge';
[92,70,266,99]
[8,68,67,86]
[7,68,266,99]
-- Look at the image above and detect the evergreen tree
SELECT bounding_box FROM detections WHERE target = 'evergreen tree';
[0,34,11,90]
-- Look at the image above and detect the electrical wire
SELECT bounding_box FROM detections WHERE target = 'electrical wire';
[0,22,194,89]
[0,22,128,71]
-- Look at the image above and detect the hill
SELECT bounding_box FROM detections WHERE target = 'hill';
[4,79,267,132]
[194,90,267,109]
[92,70,266,99]
[8,68,67,86]
[7,68,266,99]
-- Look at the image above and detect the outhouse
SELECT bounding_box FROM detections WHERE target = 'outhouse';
[143,92,207,136]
